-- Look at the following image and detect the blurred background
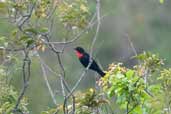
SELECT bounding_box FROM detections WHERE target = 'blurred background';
[1,0,171,113]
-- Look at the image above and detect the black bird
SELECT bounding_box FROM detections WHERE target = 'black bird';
[74,47,105,77]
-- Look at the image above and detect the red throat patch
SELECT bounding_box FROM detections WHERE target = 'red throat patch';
[75,51,83,58]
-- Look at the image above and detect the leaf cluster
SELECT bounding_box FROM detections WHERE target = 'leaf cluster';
[0,67,29,114]
[57,0,90,29]
[99,52,171,114]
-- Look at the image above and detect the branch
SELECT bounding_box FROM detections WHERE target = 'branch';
[38,54,57,105]
[124,33,138,58]
[45,13,107,45]
[43,32,76,114]
[17,1,36,30]
[12,49,31,113]
[63,0,101,113]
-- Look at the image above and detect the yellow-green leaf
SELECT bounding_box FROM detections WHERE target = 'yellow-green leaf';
[159,0,164,4]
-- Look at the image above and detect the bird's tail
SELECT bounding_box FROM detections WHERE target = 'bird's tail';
[96,69,106,77]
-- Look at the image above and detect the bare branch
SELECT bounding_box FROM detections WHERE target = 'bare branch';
[45,13,108,45]
[124,33,138,57]
[38,54,57,105]
[12,49,31,113]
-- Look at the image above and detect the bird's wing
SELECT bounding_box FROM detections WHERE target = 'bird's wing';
[82,53,100,70]
[79,53,90,67]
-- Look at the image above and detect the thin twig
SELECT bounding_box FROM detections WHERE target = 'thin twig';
[45,13,106,45]
[124,33,138,57]
[38,54,57,105]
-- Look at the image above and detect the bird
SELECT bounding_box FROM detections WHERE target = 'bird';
[74,47,105,77]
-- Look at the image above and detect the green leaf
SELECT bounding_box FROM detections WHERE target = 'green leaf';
[19,36,35,46]
[19,36,30,41]
[133,105,143,114]
[24,28,37,34]
[41,111,48,114]
[126,70,134,79]
[116,73,125,79]
[26,39,35,46]
[159,0,164,4]
[38,27,49,33]
[108,86,115,97]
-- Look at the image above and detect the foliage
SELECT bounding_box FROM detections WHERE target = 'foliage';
[99,52,169,114]
[0,0,170,114]
[158,69,171,114]
[42,88,108,114]
[41,52,171,114]
[0,67,29,114]
[0,0,90,55]
[74,88,108,114]
[134,51,164,73]
[101,63,148,113]
[0,0,91,113]
[57,0,90,29]
[35,0,51,18]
